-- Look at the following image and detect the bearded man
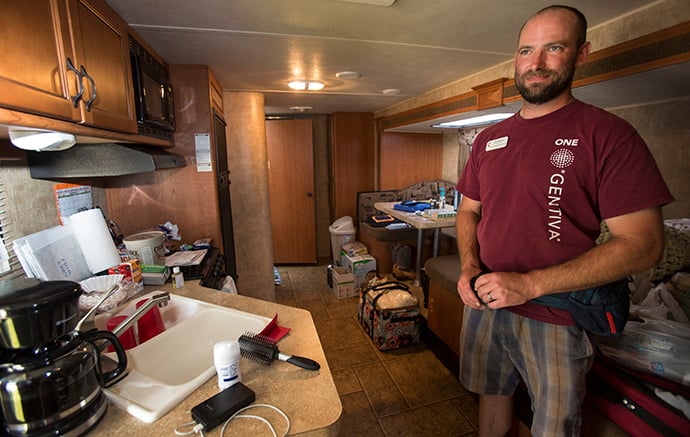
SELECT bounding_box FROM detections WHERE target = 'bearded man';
[454,5,673,436]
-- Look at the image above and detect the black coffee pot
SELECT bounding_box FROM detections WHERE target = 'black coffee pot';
[0,329,127,436]
[0,278,127,436]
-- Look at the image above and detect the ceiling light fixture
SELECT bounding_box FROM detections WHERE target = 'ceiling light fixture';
[288,80,325,91]
[335,71,361,80]
[432,113,514,129]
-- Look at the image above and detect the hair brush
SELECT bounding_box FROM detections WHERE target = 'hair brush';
[238,332,320,371]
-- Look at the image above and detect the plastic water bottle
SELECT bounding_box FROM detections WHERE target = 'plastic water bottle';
[214,340,242,390]
[439,187,446,209]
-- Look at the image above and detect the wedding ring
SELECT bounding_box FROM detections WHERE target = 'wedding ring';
[487,292,493,302]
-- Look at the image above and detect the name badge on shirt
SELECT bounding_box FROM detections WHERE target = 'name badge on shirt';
[486,136,509,152]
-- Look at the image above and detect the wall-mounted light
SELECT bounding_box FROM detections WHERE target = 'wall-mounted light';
[432,113,514,129]
[8,128,77,151]
[288,80,325,91]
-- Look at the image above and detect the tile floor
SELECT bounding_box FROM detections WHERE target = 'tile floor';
[274,263,479,437]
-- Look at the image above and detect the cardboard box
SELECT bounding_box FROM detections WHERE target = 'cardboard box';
[340,241,368,257]
[342,254,377,291]
[108,259,142,285]
[332,267,356,299]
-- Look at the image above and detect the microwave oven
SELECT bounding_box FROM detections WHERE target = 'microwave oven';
[129,36,175,139]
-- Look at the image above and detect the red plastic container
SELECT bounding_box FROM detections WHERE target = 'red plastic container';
[135,299,165,344]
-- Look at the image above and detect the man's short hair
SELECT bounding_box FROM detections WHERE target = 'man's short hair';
[521,5,588,49]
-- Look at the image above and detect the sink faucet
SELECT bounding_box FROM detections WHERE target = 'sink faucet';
[111,292,171,339]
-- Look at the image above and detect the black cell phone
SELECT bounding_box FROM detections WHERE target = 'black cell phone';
[191,382,256,432]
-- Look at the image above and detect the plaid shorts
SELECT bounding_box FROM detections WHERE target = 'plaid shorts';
[460,306,595,437]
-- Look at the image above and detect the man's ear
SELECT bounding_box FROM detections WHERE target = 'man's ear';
[576,41,591,67]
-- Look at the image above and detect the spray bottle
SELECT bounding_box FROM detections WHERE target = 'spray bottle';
[439,187,446,209]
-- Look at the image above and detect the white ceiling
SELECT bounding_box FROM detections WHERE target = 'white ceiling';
[106,0,667,123]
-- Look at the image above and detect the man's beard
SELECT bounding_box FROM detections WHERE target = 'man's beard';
[515,62,576,104]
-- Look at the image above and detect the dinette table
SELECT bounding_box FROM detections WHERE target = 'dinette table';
[374,201,456,285]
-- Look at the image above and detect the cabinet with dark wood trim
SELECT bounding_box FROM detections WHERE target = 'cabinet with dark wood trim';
[0,0,136,133]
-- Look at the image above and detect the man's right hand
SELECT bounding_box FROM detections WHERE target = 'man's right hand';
[457,270,485,309]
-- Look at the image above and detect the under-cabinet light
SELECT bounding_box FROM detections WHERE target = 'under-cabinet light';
[432,113,514,129]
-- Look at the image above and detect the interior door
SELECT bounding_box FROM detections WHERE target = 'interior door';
[266,119,316,264]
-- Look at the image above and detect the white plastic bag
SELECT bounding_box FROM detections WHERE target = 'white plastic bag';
[598,317,690,385]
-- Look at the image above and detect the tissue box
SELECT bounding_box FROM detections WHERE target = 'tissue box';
[342,254,377,291]
[332,267,356,299]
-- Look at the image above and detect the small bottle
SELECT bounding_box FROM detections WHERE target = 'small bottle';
[439,187,446,209]
[172,266,184,288]
[214,340,242,390]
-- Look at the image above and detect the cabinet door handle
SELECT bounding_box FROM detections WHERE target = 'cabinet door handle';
[80,65,97,111]
[66,57,84,108]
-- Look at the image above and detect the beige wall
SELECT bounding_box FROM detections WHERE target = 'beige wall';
[611,98,690,219]
[0,152,108,238]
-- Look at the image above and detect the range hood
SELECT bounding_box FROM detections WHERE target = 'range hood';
[26,143,185,179]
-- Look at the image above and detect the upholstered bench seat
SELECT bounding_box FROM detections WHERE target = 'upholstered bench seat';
[423,254,463,356]
[425,254,461,294]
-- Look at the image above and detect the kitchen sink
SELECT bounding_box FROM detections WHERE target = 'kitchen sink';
[93,292,271,423]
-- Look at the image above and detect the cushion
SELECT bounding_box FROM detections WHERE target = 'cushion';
[650,225,690,282]
[356,190,397,223]
[598,220,690,283]
[396,180,456,205]
[424,254,461,294]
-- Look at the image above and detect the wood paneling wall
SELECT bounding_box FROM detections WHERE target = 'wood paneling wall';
[105,65,222,246]
[331,112,375,220]
[379,132,443,190]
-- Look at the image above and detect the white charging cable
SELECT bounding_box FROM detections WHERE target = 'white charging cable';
[174,422,205,436]
[222,404,290,437]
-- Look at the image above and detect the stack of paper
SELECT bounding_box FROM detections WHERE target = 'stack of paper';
[13,225,92,282]
[13,209,121,282]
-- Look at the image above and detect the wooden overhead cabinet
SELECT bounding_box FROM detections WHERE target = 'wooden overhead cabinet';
[0,0,136,133]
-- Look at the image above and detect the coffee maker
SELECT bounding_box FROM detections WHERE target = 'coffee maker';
[0,278,127,436]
